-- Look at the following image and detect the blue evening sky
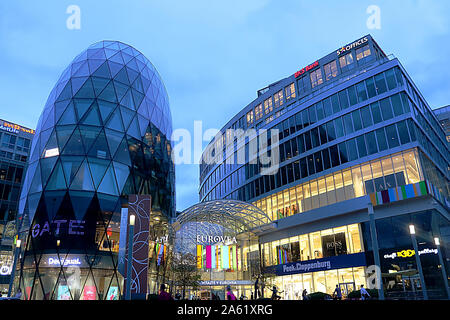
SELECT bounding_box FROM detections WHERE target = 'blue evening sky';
[0,0,449,212]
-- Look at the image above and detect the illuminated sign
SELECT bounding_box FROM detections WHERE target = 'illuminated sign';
[294,60,319,78]
[48,257,81,267]
[0,120,35,135]
[383,248,438,259]
[0,265,11,275]
[31,220,85,238]
[44,148,59,158]
[196,235,237,245]
[336,36,369,55]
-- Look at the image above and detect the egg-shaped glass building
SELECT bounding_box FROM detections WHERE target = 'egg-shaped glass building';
[14,40,175,300]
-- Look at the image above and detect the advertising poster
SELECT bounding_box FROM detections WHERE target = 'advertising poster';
[83,285,97,300]
[57,285,71,300]
[106,286,119,300]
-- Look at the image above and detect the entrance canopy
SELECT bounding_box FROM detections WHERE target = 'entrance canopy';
[173,200,272,235]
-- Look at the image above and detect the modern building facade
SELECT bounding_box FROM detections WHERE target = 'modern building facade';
[0,119,34,293]
[434,105,450,142]
[12,40,175,300]
[197,35,449,299]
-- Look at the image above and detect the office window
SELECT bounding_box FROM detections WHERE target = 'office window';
[285,83,296,100]
[339,53,354,68]
[254,103,263,121]
[347,138,358,161]
[385,124,400,148]
[379,97,393,121]
[356,81,368,102]
[331,94,340,113]
[352,110,362,131]
[347,86,358,106]
[316,101,324,121]
[339,90,349,109]
[274,90,284,108]
[376,128,388,151]
[385,69,397,90]
[343,113,354,135]
[334,117,344,138]
[264,97,273,114]
[297,76,309,94]
[397,120,411,144]
[374,73,387,94]
[309,105,317,124]
[356,45,371,60]
[310,68,323,88]
[370,102,383,124]
[246,110,254,125]
[356,135,367,158]
[365,131,378,155]
[324,60,338,81]
[323,97,333,117]
[360,105,373,128]
[365,77,377,98]
[390,94,404,116]
[326,121,336,141]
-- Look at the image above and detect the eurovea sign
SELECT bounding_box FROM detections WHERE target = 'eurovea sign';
[196,235,237,245]
[336,36,369,55]
[294,61,319,78]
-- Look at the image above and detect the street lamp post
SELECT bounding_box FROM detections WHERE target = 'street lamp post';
[434,237,450,299]
[7,239,21,298]
[367,202,384,300]
[125,214,135,300]
[409,225,428,300]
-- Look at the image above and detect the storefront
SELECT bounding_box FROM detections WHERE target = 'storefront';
[261,223,368,298]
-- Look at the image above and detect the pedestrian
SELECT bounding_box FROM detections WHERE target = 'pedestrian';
[226,285,236,300]
[360,285,370,300]
[333,285,342,300]
[14,288,22,300]
[302,289,308,300]
[158,284,174,301]
[175,291,181,300]
[270,286,282,300]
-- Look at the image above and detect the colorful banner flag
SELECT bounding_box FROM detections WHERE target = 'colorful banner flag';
[222,245,229,269]
[206,245,212,269]
[197,245,203,269]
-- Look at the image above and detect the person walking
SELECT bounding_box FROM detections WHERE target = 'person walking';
[333,285,342,300]
[158,284,174,301]
[270,286,282,300]
[360,284,370,300]
[302,289,308,300]
[226,286,236,300]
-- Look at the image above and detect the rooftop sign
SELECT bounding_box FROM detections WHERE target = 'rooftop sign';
[294,60,319,78]
[0,120,35,135]
[336,36,369,56]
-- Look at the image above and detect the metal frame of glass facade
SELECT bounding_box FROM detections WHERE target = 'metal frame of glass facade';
[13,40,175,300]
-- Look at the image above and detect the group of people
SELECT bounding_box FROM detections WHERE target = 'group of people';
[157,283,371,301]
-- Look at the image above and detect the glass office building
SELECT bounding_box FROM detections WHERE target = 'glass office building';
[198,35,449,299]
[0,119,34,294]
[12,40,175,300]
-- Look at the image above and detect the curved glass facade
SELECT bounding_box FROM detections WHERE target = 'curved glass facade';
[15,40,175,300]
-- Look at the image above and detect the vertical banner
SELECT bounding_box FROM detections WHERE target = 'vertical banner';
[206,245,212,269]
[122,195,151,298]
[222,245,229,269]
[197,245,203,269]
[211,245,216,269]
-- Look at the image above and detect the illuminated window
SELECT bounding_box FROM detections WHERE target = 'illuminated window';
[246,110,254,125]
[274,90,284,108]
[324,60,338,81]
[285,83,296,100]
[339,53,354,68]
[310,69,323,88]
[264,97,273,114]
[254,103,263,121]
[356,45,371,60]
